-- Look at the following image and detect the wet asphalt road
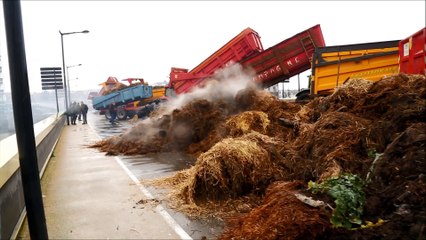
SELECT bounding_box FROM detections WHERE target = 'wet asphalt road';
[85,110,224,240]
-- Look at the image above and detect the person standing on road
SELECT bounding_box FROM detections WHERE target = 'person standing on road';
[70,102,79,125]
[81,101,89,124]
[77,102,83,121]
[108,102,117,124]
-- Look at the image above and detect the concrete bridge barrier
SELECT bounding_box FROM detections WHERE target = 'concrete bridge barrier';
[0,114,65,240]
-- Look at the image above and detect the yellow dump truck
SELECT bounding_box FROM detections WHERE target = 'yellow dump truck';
[296,40,400,100]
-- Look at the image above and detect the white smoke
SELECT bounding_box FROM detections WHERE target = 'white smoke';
[164,62,258,113]
[121,116,161,142]
[118,62,259,143]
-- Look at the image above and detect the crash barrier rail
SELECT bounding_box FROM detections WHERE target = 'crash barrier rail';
[0,114,65,240]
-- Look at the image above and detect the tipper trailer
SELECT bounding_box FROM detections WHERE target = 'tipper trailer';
[399,27,426,75]
[296,26,425,100]
[92,78,166,120]
[167,27,264,95]
[296,40,400,99]
[167,25,326,96]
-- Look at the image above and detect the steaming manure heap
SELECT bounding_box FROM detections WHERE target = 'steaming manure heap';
[91,73,426,239]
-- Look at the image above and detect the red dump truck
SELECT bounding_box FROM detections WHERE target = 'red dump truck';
[166,25,326,96]
[167,27,264,96]
[241,24,325,88]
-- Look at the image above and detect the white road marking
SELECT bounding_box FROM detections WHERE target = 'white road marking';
[113,156,193,240]
[88,122,192,240]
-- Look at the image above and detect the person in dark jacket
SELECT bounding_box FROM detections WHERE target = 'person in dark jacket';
[77,102,82,121]
[70,102,79,125]
[108,102,117,124]
[80,101,89,124]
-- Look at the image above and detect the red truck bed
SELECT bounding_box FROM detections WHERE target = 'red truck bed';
[191,28,264,75]
[241,24,326,88]
[169,28,264,95]
[399,27,426,75]
[168,25,326,95]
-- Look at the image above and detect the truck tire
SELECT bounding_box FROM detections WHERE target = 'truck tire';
[104,110,112,120]
[127,112,135,119]
[117,108,127,120]
[296,89,311,101]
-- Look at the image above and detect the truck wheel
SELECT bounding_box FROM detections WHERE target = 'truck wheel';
[296,90,311,101]
[127,112,135,119]
[117,109,127,120]
[104,110,112,120]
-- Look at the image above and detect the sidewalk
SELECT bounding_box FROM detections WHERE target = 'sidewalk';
[17,122,187,239]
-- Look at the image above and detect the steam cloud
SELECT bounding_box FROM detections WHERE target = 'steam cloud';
[166,62,257,112]
[118,62,259,144]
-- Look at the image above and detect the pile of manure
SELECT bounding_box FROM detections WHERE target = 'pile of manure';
[182,132,285,203]
[219,181,331,240]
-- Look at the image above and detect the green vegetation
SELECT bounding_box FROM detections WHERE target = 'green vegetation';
[308,173,366,229]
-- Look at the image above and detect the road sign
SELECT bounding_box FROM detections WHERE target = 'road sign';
[40,67,63,113]
[40,67,63,90]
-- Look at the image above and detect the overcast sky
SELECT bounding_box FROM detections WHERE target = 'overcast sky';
[0,1,425,93]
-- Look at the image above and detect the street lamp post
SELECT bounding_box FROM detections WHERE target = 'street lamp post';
[59,30,89,125]
[66,64,82,104]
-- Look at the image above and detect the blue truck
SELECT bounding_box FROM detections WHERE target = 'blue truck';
[92,84,153,120]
